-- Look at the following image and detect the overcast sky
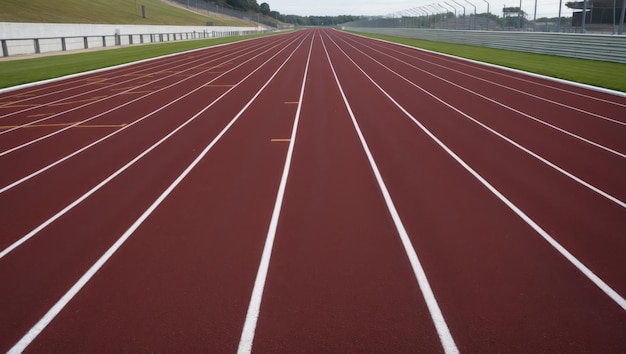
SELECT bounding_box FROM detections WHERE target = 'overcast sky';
[266,0,576,19]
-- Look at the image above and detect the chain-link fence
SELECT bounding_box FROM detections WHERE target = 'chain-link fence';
[345,15,581,33]
[344,1,626,34]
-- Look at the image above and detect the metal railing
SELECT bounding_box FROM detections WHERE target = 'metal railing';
[342,27,626,64]
[1,29,260,57]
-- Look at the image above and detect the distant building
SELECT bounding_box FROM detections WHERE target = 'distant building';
[566,0,626,28]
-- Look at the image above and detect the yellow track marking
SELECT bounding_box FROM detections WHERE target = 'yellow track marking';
[84,78,110,85]
[284,101,299,104]
[49,96,107,107]
[0,122,78,129]
[0,122,126,130]
[110,87,137,91]
[74,123,127,128]
[271,138,291,142]
[120,90,152,95]
[0,103,39,108]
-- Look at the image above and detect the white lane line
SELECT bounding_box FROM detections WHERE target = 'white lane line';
[0,40,279,156]
[0,33,305,261]
[0,35,299,193]
[347,31,626,104]
[236,32,314,354]
[0,57,197,122]
[326,32,626,312]
[0,38,268,120]
[336,36,626,209]
[6,33,310,354]
[344,35,626,153]
[321,31,460,354]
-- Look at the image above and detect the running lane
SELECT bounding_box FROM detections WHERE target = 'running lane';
[0,31,310,352]
[319,29,626,352]
[249,30,448,353]
[1,28,624,353]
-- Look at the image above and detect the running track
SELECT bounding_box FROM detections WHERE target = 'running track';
[1,28,625,353]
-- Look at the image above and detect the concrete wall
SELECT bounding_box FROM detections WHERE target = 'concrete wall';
[0,22,263,56]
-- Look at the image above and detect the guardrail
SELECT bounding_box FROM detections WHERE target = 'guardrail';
[343,27,626,64]
[1,30,259,57]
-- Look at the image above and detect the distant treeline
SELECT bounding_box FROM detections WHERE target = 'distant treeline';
[211,0,362,25]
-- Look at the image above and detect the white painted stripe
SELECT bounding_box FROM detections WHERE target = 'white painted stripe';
[337,36,626,209]
[328,32,626,312]
[0,36,295,193]
[0,33,305,260]
[0,51,209,122]
[237,32,314,354]
[0,35,276,125]
[344,30,626,101]
[321,31,459,354]
[0,37,255,109]
[7,33,308,354]
[346,36,626,150]
[0,34,270,95]
[0,38,282,157]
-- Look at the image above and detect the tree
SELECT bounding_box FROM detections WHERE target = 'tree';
[260,2,270,16]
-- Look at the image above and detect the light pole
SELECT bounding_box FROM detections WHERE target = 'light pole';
[438,3,452,28]
[582,0,587,33]
[617,0,626,34]
[558,0,562,32]
[422,6,435,28]
[482,0,490,29]
[463,0,477,29]
[613,0,617,34]
[452,0,467,29]
[443,2,458,29]
[429,4,444,27]
[519,0,523,30]
[408,8,421,28]
[416,7,430,28]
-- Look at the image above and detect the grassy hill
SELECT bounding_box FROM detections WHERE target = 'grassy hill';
[0,0,252,26]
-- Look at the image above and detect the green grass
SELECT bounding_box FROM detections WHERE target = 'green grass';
[349,31,626,93]
[0,34,272,89]
[0,0,251,26]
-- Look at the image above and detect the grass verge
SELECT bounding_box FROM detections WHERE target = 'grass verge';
[0,33,272,89]
[348,31,626,93]
[0,0,250,26]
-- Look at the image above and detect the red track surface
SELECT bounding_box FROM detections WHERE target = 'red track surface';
[1,29,625,353]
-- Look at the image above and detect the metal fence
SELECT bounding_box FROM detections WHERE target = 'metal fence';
[1,29,261,57]
[342,27,626,64]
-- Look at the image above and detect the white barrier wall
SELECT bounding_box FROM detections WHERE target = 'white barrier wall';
[344,27,626,64]
[0,22,263,56]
